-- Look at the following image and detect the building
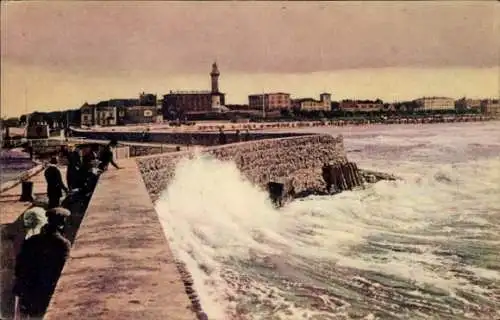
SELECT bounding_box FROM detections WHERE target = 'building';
[123,105,163,124]
[339,100,381,113]
[80,103,95,127]
[26,121,50,139]
[414,97,455,111]
[481,99,500,115]
[455,98,482,112]
[65,109,82,127]
[339,99,383,113]
[80,102,118,127]
[225,104,250,111]
[139,92,157,106]
[248,92,291,111]
[94,104,118,126]
[162,62,226,118]
[292,93,331,112]
[80,95,160,126]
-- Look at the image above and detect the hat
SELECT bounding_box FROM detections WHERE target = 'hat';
[46,207,71,225]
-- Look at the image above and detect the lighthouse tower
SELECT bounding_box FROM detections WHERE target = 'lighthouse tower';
[210,62,222,109]
[210,62,220,93]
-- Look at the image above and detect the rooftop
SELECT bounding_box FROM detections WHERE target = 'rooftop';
[166,90,212,95]
[248,92,290,97]
[416,96,454,100]
[293,98,320,103]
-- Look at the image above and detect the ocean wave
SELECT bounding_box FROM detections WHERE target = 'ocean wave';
[156,122,500,320]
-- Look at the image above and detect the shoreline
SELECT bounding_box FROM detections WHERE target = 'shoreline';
[0,159,44,194]
[79,114,497,134]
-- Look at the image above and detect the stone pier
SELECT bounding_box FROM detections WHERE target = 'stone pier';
[3,133,350,319]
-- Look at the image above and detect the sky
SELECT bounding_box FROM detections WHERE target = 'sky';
[1,1,499,117]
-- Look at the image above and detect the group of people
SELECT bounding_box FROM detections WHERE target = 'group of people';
[44,139,121,209]
[12,139,121,319]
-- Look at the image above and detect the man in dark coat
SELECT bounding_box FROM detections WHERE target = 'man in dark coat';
[44,157,69,209]
[13,207,71,319]
[218,128,227,145]
[98,139,121,171]
[80,145,100,196]
[80,145,97,174]
[65,145,81,190]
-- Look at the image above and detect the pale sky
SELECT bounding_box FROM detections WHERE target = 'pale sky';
[1,1,499,117]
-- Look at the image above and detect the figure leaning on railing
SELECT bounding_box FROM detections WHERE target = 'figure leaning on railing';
[97,139,121,171]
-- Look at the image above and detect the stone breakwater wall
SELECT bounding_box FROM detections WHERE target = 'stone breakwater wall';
[136,134,347,203]
[127,144,180,157]
[136,134,346,319]
[71,128,310,146]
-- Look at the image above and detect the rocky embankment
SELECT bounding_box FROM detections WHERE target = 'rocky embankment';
[137,134,348,202]
[174,260,208,320]
[268,163,400,206]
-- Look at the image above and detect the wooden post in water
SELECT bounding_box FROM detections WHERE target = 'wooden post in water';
[351,162,363,186]
[344,163,354,190]
[347,162,359,189]
[338,164,348,191]
[322,162,363,193]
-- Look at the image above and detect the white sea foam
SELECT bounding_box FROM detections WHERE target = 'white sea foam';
[156,121,500,319]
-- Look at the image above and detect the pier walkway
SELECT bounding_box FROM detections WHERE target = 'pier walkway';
[0,166,66,318]
[44,160,195,319]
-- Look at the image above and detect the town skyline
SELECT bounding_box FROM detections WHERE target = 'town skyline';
[2,1,499,117]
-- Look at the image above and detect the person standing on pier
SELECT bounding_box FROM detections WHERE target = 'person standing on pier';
[218,128,227,145]
[79,144,99,196]
[98,139,121,171]
[81,145,98,174]
[65,144,81,190]
[13,207,71,320]
[44,157,69,209]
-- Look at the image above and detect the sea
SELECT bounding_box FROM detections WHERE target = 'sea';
[0,148,36,184]
[155,121,500,320]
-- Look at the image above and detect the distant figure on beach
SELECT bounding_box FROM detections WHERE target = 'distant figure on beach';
[98,139,121,171]
[28,145,33,160]
[235,130,241,142]
[13,207,71,319]
[44,157,69,209]
[218,128,227,145]
[65,145,81,190]
[244,129,250,141]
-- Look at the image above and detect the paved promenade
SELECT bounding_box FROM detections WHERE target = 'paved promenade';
[63,137,184,148]
[0,166,63,224]
[44,160,196,319]
[1,166,67,318]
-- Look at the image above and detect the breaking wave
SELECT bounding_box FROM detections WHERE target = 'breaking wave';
[156,122,500,320]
